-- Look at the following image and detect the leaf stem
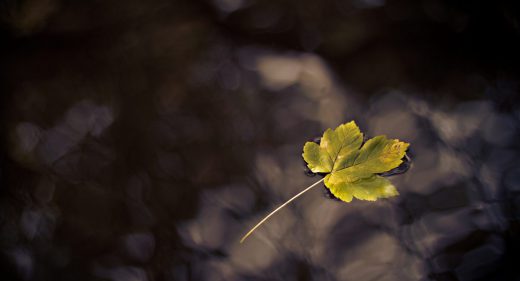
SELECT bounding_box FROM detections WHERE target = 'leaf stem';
[240,177,325,243]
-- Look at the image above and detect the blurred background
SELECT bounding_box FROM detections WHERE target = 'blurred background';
[1,0,520,280]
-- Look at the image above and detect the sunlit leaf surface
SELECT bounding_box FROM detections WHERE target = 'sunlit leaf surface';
[303,121,409,202]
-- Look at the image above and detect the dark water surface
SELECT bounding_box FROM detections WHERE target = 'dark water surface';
[1,1,520,280]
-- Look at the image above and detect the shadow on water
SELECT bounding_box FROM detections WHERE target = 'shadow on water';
[1,0,520,280]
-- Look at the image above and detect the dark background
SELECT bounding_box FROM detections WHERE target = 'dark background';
[1,0,520,280]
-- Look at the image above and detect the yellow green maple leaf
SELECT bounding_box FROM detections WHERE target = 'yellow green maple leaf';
[240,121,409,243]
